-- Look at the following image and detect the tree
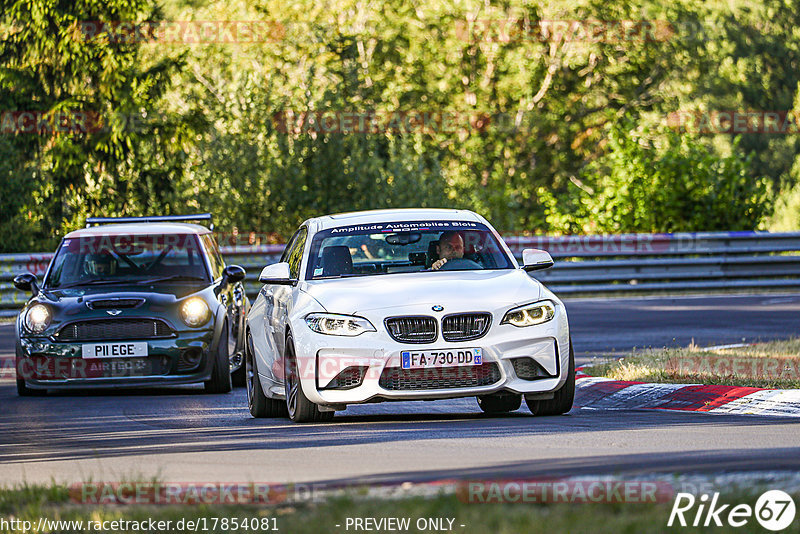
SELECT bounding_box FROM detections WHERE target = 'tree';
[0,0,194,252]
[565,120,768,233]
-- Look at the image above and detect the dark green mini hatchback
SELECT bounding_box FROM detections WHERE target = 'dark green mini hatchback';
[13,214,249,396]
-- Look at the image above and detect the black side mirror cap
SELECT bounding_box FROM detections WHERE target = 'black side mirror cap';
[223,265,246,284]
[13,273,40,296]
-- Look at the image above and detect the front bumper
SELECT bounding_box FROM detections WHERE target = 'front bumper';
[292,311,570,406]
[16,329,215,390]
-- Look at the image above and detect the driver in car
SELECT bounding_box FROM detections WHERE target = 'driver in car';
[84,252,118,277]
[431,231,481,270]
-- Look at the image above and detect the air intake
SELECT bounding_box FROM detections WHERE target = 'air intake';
[87,298,145,310]
[379,362,501,390]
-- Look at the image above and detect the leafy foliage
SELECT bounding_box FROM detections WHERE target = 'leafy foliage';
[564,121,768,233]
[0,0,194,251]
[0,0,794,250]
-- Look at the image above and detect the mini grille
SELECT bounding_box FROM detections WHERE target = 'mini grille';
[87,298,145,310]
[56,319,173,341]
[384,316,437,344]
[379,362,501,391]
[441,313,492,342]
[511,357,553,380]
[25,355,170,379]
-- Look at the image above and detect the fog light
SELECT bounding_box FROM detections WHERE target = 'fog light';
[178,348,203,372]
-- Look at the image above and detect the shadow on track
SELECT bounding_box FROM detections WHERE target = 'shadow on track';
[2,384,797,464]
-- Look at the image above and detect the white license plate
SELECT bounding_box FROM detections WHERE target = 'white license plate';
[82,342,148,359]
[401,348,482,370]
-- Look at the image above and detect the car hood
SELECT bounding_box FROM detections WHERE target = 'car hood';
[303,269,542,315]
[31,285,207,321]
[44,285,200,304]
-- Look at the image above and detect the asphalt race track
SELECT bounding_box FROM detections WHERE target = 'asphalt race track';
[2,293,800,486]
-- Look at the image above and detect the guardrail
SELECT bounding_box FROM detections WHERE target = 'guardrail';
[3,231,800,317]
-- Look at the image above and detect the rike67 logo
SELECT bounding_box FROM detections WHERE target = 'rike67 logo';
[668,490,796,531]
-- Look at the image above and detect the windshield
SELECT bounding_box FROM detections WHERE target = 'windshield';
[45,234,211,288]
[305,220,514,279]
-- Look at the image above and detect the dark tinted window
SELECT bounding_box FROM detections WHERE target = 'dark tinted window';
[46,234,210,287]
[202,234,225,279]
[305,221,514,279]
[280,228,302,263]
[286,227,308,279]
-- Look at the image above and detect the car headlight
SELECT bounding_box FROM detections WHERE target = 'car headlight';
[180,297,210,327]
[24,303,51,334]
[501,300,556,327]
[305,313,376,336]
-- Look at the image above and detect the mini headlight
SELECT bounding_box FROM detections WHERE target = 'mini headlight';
[24,303,51,334]
[180,297,210,327]
[305,313,376,336]
[501,300,556,327]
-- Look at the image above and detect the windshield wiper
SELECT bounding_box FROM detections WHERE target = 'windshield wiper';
[314,273,383,280]
[135,274,208,284]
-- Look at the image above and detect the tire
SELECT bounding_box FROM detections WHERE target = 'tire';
[231,310,246,387]
[477,393,521,414]
[284,334,334,423]
[17,378,46,397]
[15,351,45,397]
[247,332,287,418]
[232,367,245,387]
[204,322,233,394]
[231,357,246,387]
[525,338,575,416]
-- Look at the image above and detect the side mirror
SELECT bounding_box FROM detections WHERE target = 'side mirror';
[223,265,247,284]
[13,273,40,296]
[521,249,554,272]
[259,262,297,285]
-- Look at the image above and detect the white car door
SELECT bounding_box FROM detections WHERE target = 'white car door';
[269,226,307,370]
[249,227,304,391]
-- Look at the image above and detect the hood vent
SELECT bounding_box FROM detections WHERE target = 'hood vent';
[87,298,145,310]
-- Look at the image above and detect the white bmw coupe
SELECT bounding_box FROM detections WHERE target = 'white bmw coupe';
[245,209,573,422]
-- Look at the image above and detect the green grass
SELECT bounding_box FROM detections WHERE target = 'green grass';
[588,339,800,388]
[0,483,794,534]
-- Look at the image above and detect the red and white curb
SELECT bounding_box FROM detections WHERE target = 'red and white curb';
[575,367,800,417]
